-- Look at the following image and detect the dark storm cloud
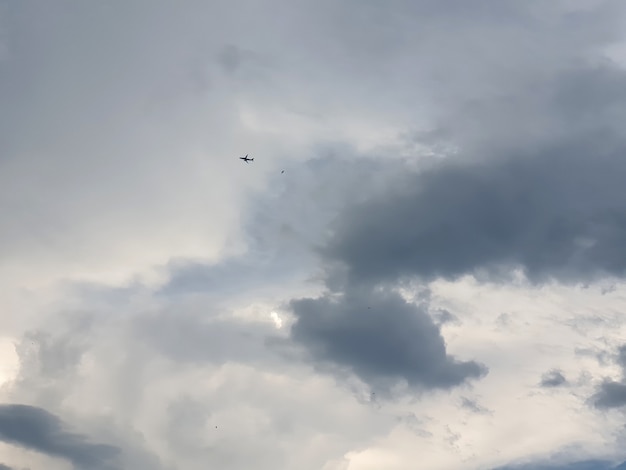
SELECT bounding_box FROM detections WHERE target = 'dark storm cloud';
[0,404,120,470]
[323,134,626,286]
[318,63,626,287]
[285,61,626,400]
[540,369,567,388]
[289,286,487,393]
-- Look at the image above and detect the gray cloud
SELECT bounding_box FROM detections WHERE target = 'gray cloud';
[3,1,626,469]
[158,256,301,300]
[6,301,170,470]
[9,309,100,413]
[592,345,626,409]
[616,345,626,368]
[322,130,626,286]
[303,59,626,289]
[432,308,459,326]
[133,308,281,366]
[494,459,626,470]
[157,152,408,300]
[541,369,568,388]
[289,285,487,394]
[285,63,626,399]
[460,397,491,415]
[0,404,120,470]
[593,381,626,409]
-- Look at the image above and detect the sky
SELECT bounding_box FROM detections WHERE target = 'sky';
[3,0,626,469]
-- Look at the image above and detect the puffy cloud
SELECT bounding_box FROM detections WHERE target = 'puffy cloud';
[290,285,487,394]
[322,122,626,286]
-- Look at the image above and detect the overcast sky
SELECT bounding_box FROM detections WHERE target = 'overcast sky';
[3,1,626,469]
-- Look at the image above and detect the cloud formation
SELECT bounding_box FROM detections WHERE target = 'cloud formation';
[592,345,626,409]
[494,459,626,470]
[290,285,487,394]
[4,0,626,469]
[541,369,568,388]
[322,123,626,286]
[0,404,120,470]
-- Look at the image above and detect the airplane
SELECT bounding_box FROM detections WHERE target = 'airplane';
[239,154,254,163]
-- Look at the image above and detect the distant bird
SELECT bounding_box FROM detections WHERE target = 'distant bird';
[281,170,285,173]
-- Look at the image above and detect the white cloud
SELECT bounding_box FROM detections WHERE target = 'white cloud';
[0,338,18,389]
